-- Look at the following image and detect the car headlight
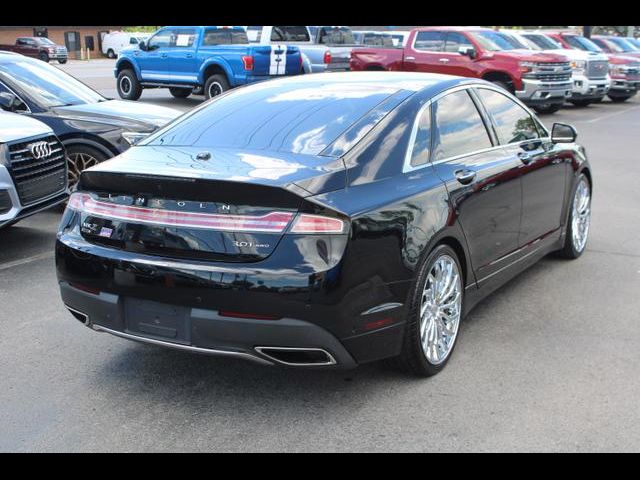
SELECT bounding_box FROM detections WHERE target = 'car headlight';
[570,60,586,72]
[519,61,536,73]
[610,65,628,76]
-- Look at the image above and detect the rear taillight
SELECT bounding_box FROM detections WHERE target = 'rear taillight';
[68,193,294,233]
[242,55,254,71]
[290,214,345,234]
[323,50,331,64]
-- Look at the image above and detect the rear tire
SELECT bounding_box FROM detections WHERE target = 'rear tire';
[570,99,592,107]
[608,94,632,103]
[204,74,230,100]
[533,104,562,114]
[558,174,591,259]
[38,52,49,62]
[169,87,192,99]
[116,69,142,101]
[394,244,464,377]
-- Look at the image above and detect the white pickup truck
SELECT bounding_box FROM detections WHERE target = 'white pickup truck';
[502,30,611,107]
[246,26,355,73]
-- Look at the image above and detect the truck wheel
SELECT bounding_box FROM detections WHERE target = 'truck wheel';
[570,99,592,107]
[490,80,511,93]
[106,49,116,59]
[117,69,142,101]
[38,52,49,63]
[58,58,68,64]
[533,104,562,114]
[204,74,230,100]
[169,87,192,99]
[608,94,632,103]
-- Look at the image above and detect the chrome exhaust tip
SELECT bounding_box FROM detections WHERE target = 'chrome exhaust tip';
[64,305,91,327]
[254,347,337,366]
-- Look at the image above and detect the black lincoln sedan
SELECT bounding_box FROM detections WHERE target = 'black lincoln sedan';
[0,52,180,188]
[56,72,592,376]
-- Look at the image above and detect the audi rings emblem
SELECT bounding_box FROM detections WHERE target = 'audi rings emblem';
[29,141,52,160]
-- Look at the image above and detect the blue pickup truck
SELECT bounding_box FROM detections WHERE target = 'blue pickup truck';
[114,26,302,101]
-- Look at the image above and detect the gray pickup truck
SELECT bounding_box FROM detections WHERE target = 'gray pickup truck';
[247,26,355,73]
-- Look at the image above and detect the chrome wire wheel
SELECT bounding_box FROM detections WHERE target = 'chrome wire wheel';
[419,254,462,365]
[571,177,591,253]
[67,152,100,189]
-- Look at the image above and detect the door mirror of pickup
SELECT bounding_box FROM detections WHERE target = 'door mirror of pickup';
[138,41,147,51]
[551,123,578,143]
[0,92,17,112]
[458,46,477,59]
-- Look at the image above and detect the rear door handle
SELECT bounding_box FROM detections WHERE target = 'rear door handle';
[439,58,450,63]
[455,169,476,185]
[405,56,416,61]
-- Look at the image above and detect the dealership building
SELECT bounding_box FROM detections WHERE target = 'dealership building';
[0,26,123,58]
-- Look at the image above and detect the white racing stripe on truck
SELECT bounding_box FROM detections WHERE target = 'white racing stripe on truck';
[269,44,288,75]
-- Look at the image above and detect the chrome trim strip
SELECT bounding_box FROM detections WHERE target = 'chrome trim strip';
[254,346,338,367]
[92,324,274,366]
[360,302,404,315]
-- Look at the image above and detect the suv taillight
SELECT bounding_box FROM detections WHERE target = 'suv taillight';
[242,55,254,71]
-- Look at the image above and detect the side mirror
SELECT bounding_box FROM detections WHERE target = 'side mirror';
[551,123,577,143]
[458,46,477,59]
[138,41,147,51]
[0,92,17,112]
[121,131,149,146]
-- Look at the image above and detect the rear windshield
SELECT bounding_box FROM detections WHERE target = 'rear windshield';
[317,27,355,45]
[149,82,397,155]
[202,28,248,45]
[271,26,310,42]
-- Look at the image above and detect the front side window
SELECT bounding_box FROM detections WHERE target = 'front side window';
[129,37,139,45]
[414,31,445,52]
[444,32,474,53]
[521,34,562,50]
[147,30,172,50]
[475,88,540,144]
[409,105,432,167]
[432,90,492,161]
[271,26,310,42]
[563,35,602,53]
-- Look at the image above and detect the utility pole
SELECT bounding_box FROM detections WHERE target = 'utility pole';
[583,26,592,38]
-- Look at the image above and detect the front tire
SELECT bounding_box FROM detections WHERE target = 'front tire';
[38,52,49,62]
[395,245,464,377]
[533,104,562,114]
[116,69,142,101]
[58,58,67,64]
[169,87,192,99]
[570,99,592,107]
[204,74,230,100]
[66,145,108,190]
[558,174,591,259]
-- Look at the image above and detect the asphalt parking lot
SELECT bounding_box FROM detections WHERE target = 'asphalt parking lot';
[1,60,639,452]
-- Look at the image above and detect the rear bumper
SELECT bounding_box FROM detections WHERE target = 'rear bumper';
[516,79,572,105]
[55,233,408,368]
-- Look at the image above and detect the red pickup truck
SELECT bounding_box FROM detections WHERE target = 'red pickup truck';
[0,37,68,63]
[350,27,572,113]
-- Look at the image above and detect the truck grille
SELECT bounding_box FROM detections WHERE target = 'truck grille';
[587,60,609,79]
[7,135,67,206]
[56,47,68,56]
[532,62,572,82]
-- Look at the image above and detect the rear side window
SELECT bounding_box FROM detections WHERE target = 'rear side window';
[432,90,492,161]
[414,31,445,52]
[172,28,196,48]
[410,106,432,167]
[271,26,310,42]
[475,88,540,144]
[203,29,248,45]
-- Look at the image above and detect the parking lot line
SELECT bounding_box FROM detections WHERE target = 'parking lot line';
[582,105,640,124]
[0,251,54,271]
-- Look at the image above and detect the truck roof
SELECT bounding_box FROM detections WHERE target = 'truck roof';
[415,26,492,32]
